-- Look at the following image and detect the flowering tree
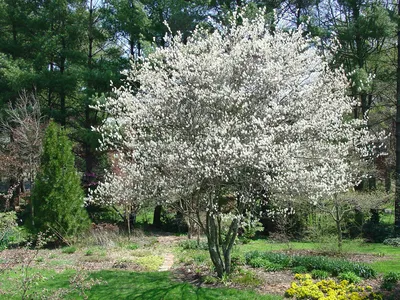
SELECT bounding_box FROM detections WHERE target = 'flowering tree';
[92,11,372,277]
[89,155,154,236]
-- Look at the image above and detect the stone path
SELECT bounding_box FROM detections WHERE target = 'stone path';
[159,253,174,271]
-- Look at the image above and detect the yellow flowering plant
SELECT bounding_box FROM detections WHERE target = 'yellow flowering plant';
[285,274,382,300]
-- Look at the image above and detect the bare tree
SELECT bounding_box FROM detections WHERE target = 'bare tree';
[0,91,44,211]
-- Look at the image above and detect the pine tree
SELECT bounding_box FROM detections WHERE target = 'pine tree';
[31,121,90,237]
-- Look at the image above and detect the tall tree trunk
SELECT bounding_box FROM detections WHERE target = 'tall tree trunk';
[395,0,400,235]
[60,37,66,126]
[85,0,94,175]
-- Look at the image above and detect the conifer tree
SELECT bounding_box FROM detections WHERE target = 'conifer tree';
[31,121,90,237]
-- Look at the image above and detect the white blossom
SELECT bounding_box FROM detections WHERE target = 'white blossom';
[91,9,375,232]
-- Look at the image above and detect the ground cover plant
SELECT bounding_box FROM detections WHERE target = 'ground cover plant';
[244,251,376,278]
[285,273,382,299]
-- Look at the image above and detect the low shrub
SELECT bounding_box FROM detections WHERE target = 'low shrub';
[383,238,400,247]
[264,261,285,272]
[291,254,375,279]
[247,256,269,268]
[244,251,376,279]
[203,275,218,284]
[231,252,246,267]
[292,266,308,274]
[285,273,382,300]
[0,211,21,250]
[338,271,362,284]
[178,239,208,250]
[311,270,329,280]
[61,246,77,254]
[245,251,291,268]
[362,220,393,243]
[231,269,262,286]
[193,253,208,263]
[381,272,400,291]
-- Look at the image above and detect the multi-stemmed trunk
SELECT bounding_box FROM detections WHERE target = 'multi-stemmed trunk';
[205,212,239,278]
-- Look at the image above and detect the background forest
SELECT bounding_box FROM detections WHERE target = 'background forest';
[0,0,399,240]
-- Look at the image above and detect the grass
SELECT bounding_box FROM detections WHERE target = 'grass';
[0,269,282,300]
[84,271,282,300]
[371,259,400,274]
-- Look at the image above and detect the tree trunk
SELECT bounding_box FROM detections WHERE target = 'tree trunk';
[395,0,400,235]
[205,211,239,278]
[335,203,343,253]
[206,213,224,277]
[85,0,95,176]
[60,41,66,126]
[153,205,162,228]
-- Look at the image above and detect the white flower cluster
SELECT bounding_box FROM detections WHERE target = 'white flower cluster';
[91,10,374,217]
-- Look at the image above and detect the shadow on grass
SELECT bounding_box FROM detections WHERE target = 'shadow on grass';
[83,270,281,300]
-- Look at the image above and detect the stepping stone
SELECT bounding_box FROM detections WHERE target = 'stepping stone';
[159,253,174,271]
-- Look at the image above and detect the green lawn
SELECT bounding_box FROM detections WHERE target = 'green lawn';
[85,271,281,300]
[0,269,282,300]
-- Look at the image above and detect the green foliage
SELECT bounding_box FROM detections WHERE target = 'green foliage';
[202,275,219,284]
[0,211,20,250]
[337,271,362,284]
[135,255,164,271]
[311,270,329,280]
[363,219,393,243]
[126,243,139,250]
[244,251,376,279]
[86,205,123,224]
[292,266,308,274]
[62,246,77,254]
[231,268,262,287]
[383,238,400,247]
[247,256,270,268]
[245,251,291,268]
[290,255,376,279]
[240,216,264,239]
[381,272,400,290]
[178,239,208,250]
[264,261,285,272]
[31,122,90,238]
[231,252,246,267]
[192,252,208,264]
